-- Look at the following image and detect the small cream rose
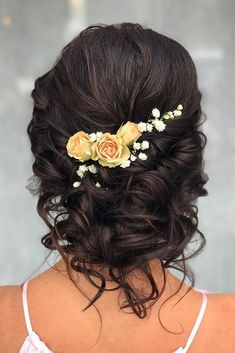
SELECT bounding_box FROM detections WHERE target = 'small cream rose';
[66,131,92,162]
[116,121,142,146]
[91,132,130,168]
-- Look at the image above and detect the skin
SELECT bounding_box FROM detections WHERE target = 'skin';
[0,257,235,353]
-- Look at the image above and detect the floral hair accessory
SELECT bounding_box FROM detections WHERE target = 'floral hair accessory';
[66,104,183,187]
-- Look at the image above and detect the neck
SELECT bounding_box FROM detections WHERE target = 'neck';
[51,255,186,303]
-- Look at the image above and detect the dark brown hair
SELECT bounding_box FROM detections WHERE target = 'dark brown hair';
[27,23,208,333]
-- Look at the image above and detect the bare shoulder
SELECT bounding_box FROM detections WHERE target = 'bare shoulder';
[213,292,235,324]
[0,284,21,317]
[203,292,235,352]
[0,285,18,339]
[0,284,26,353]
[208,292,235,316]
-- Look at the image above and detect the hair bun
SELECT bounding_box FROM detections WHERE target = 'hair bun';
[27,23,208,321]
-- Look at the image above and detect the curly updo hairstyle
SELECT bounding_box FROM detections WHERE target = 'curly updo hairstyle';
[27,23,208,324]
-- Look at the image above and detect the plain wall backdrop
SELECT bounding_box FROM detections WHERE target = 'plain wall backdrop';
[0,0,234,291]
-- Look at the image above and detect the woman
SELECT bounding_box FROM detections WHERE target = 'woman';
[1,23,234,353]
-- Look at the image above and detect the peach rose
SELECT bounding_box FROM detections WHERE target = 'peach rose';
[66,131,92,162]
[116,121,142,146]
[91,132,130,167]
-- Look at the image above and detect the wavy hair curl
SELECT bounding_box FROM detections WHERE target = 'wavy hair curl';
[27,23,208,334]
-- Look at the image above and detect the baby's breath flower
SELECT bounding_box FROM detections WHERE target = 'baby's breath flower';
[138,152,148,161]
[141,140,149,150]
[163,111,174,120]
[95,181,101,188]
[79,165,88,172]
[133,142,141,150]
[173,110,182,117]
[88,164,97,174]
[138,122,147,132]
[96,131,103,138]
[177,104,183,110]
[73,181,81,188]
[130,154,137,161]
[77,164,88,178]
[120,159,131,168]
[76,170,84,178]
[89,132,97,142]
[146,123,153,132]
[152,108,160,118]
[153,119,166,132]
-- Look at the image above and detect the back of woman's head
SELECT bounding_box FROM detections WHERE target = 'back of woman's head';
[27,23,208,319]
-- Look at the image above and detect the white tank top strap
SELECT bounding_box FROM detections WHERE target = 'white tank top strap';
[182,291,208,352]
[21,279,33,335]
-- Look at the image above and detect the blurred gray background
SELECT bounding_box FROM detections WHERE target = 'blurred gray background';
[0,0,234,291]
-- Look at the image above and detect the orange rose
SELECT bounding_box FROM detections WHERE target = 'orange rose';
[91,132,130,167]
[66,131,92,162]
[116,121,142,146]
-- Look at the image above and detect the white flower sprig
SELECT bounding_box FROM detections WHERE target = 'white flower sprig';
[121,139,150,167]
[119,104,183,168]
[73,163,101,188]
[136,106,175,137]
